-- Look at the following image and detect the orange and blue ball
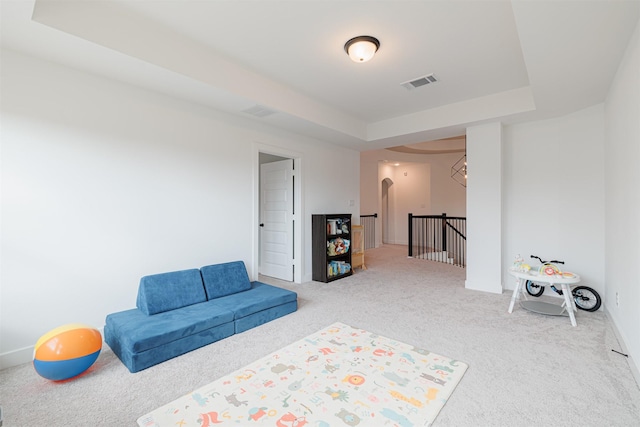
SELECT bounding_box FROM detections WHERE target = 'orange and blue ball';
[33,324,102,381]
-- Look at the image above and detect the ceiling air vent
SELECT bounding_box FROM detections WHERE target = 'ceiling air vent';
[401,74,438,91]
[242,105,277,118]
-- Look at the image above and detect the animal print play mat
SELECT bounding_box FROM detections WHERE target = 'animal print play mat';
[137,322,468,426]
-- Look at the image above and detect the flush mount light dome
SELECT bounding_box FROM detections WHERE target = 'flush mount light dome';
[344,36,380,63]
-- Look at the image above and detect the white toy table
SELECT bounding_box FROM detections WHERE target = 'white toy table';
[508,269,581,326]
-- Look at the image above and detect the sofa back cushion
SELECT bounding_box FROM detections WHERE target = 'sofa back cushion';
[137,269,206,315]
[201,261,252,300]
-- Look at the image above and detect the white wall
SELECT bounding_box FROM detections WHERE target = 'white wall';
[382,162,430,245]
[430,154,467,217]
[359,154,379,220]
[502,105,606,296]
[360,149,467,247]
[604,20,639,377]
[0,50,360,367]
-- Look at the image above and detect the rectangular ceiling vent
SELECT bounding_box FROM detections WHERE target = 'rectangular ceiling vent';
[401,74,438,91]
[242,105,277,118]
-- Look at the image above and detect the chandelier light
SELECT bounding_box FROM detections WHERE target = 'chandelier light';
[450,137,467,187]
[344,36,380,63]
[451,155,467,188]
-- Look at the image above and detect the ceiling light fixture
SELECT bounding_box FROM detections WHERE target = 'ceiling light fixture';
[344,36,380,63]
[451,137,467,188]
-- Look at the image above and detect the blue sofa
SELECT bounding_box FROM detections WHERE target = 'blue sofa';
[104,261,297,373]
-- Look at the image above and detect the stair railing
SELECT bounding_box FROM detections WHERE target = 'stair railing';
[359,213,377,250]
[408,213,466,267]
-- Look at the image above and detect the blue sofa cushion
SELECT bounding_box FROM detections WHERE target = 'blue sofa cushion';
[105,321,236,373]
[235,300,298,334]
[200,261,252,300]
[210,281,297,320]
[105,301,234,353]
[136,269,206,315]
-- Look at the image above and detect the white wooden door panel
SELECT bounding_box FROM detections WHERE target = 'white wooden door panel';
[259,159,294,281]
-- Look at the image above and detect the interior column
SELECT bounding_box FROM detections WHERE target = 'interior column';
[465,122,503,294]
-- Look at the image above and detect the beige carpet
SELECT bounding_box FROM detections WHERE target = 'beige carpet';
[1,244,639,426]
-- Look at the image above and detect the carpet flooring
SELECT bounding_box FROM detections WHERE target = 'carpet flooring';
[0,244,639,426]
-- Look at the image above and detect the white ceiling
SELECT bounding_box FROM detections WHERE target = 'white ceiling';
[1,0,638,151]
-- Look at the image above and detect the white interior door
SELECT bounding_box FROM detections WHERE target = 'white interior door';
[259,159,294,281]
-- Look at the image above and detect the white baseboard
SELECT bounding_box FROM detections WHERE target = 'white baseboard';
[0,327,106,371]
[0,346,33,370]
[605,307,640,387]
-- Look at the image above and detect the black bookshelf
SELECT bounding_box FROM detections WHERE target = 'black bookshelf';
[312,214,353,282]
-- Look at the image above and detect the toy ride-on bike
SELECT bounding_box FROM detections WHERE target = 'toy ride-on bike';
[525,255,601,312]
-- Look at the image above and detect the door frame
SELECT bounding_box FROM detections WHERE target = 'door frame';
[252,142,303,283]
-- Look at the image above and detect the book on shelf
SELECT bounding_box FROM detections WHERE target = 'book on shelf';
[328,261,351,277]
